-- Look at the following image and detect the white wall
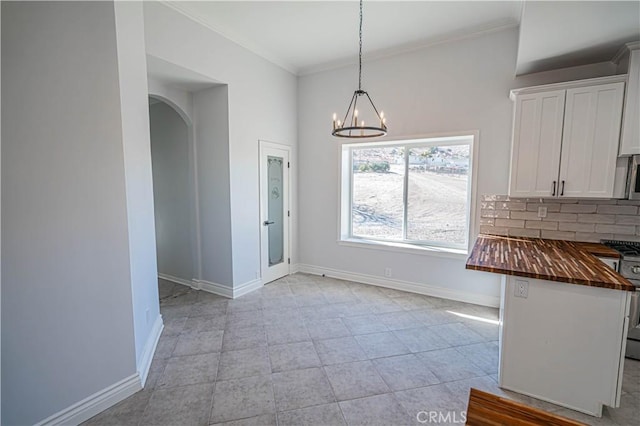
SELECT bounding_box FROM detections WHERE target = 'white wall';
[143,2,298,288]
[194,86,234,287]
[149,101,194,282]
[1,2,139,424]
[114,0,161,380]
[297,27,618,306]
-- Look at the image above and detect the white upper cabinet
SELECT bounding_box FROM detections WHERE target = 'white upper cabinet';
[619,48,640,156]
[509,91,565,197]
[559,83,625,198]
[509,76,626,199]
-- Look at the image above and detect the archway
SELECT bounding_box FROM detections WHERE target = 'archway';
[148,96,199,303]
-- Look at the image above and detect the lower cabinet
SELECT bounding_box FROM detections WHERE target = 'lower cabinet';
[499,276,630,416]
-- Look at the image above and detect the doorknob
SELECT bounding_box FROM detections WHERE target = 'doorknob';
[263,220,275,226]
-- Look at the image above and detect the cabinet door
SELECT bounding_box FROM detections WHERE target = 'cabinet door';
[509,91,565,198]
[620,49,640,155]
[559,82,625,198]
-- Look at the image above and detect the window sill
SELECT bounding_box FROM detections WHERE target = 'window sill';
[337,238,468,260]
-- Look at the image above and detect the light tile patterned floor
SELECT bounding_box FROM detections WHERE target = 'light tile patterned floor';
[85,273,640,425]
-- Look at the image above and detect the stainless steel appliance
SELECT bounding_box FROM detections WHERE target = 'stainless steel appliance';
[627,155,640,200]
[602,240,640,359]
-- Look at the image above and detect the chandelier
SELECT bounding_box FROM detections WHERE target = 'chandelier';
[332,0,387,138]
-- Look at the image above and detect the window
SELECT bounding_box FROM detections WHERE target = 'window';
[340,134,475,252]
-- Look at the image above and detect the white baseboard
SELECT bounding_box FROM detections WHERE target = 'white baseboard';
[233,278,263,298]
[198,279,233,298]
[290,263,301,274]
[158,273,197,289]
[137,314,164,387]
[35,374,141,426]
[297,264,500,307]
[196,278,264,299]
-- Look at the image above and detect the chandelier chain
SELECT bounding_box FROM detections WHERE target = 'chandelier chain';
[331,0,386,138]
[358,0,363,91]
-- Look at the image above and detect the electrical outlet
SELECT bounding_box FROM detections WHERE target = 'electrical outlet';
[384,267,392,278]
[514,279,528,298]
[255,270,260,280]
[537,206,548,218]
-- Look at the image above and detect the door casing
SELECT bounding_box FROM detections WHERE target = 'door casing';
[259,140,291,284]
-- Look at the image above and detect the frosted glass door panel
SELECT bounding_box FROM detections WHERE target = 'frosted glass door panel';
[260,141,289,284]
[267,156,284,266]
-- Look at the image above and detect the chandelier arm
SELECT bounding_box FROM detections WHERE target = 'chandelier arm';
[341,91,358,128]
[364,92,384,123]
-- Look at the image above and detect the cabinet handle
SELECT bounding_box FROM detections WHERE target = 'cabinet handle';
[552,181,556,196]
[560,180,565,196]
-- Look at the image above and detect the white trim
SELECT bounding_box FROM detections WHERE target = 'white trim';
[339,130,481,147]
[137,315,163,387]
[298,20,519,76]
[197,279,233,298]
[337,239,467,260]
[233,278,264,298]
[612,41,640,64]
[195,278,264,299]
[35,374,141,426]
[191,279,201,290]
[510,75,627,99]
[259,140,292,285]
[158,273,197,289]
[162,1,296,74]
[298,264,500,308]
[161,1,516,77]
[290,263,301,274]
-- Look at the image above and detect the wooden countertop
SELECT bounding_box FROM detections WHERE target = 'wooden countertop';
[466,234,634,291]
[572,241,621,259]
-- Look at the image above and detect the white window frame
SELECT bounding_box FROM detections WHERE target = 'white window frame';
[339,132,479,256]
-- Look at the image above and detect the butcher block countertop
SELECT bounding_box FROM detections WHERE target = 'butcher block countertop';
[466,234,634,291]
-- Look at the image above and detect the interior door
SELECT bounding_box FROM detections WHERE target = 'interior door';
[259,141,290,284]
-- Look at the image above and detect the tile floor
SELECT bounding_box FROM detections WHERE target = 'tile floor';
[85,273,640,425]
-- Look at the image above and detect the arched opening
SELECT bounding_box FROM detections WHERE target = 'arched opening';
[148,96,196,302]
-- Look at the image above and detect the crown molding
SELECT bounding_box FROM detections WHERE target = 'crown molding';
[161,1,298,75]
[298,19,519,77]
[611,40,640,64]
[510,74,627,100]
[160,2,518,78]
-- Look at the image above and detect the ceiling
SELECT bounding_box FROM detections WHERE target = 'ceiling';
[164,1,639,76]
[517,1,640,75]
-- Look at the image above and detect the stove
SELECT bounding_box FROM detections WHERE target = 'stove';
[602,240,640,360]
[602,240,640,261]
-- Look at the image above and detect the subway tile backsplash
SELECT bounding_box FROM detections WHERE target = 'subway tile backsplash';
[479,195,640,242]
